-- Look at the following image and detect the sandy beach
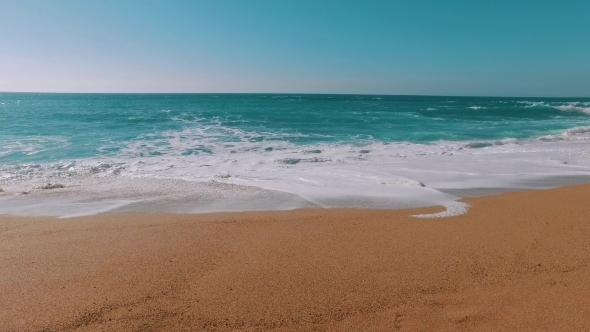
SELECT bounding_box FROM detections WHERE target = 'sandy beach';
[1,184,590,331]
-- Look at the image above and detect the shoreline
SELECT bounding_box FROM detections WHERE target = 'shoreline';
[2,120,590,219]
[1,173,590,219]
[2,183,590,330]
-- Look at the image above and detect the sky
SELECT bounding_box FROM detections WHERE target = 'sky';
[1,0,589,96]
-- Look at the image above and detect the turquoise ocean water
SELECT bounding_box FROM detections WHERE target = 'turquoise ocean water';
[2,93,590,165]
[2,93,590,217]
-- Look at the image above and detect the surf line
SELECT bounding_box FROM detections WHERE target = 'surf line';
[412,201,470,218]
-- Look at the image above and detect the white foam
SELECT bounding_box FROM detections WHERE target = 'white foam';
[2,126,590,218]
[521,101,551,108]
[521,101,590,115]
[0,136,70,158]
[553,104,590,114]
[412,202,470,218]
[564,126,590,135]
[538,126,590,141]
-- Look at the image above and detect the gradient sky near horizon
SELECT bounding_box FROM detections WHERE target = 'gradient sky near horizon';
[1,0,589,96]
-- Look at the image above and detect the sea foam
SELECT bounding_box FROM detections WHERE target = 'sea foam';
[2,131,590,218]
[2,94,590,217]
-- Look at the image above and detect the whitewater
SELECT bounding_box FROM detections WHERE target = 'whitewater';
[1,94,589,217]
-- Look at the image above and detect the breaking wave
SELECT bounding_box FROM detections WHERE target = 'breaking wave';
[520,101,590,115]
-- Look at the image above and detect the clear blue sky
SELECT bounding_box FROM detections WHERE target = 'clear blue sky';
[1,0,589,96]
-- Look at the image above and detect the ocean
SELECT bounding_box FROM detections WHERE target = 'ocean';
[1,93,590,217]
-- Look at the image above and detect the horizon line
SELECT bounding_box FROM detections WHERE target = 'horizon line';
[1,91,589,99]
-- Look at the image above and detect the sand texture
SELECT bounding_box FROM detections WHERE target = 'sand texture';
[1,184,590,331]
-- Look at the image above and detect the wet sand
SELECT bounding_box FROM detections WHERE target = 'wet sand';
[1,184,590,331]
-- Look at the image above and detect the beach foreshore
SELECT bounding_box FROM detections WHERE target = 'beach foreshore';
[2,184,590,331]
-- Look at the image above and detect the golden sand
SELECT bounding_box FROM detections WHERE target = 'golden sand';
[1,184,590,331]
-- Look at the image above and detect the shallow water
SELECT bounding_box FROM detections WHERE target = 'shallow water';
[1,93,590,217]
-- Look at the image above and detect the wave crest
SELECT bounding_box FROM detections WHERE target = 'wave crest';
[553,104,590,114]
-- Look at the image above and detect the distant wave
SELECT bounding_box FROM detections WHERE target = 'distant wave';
[520,101,590,115]
[553,104,590,114]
